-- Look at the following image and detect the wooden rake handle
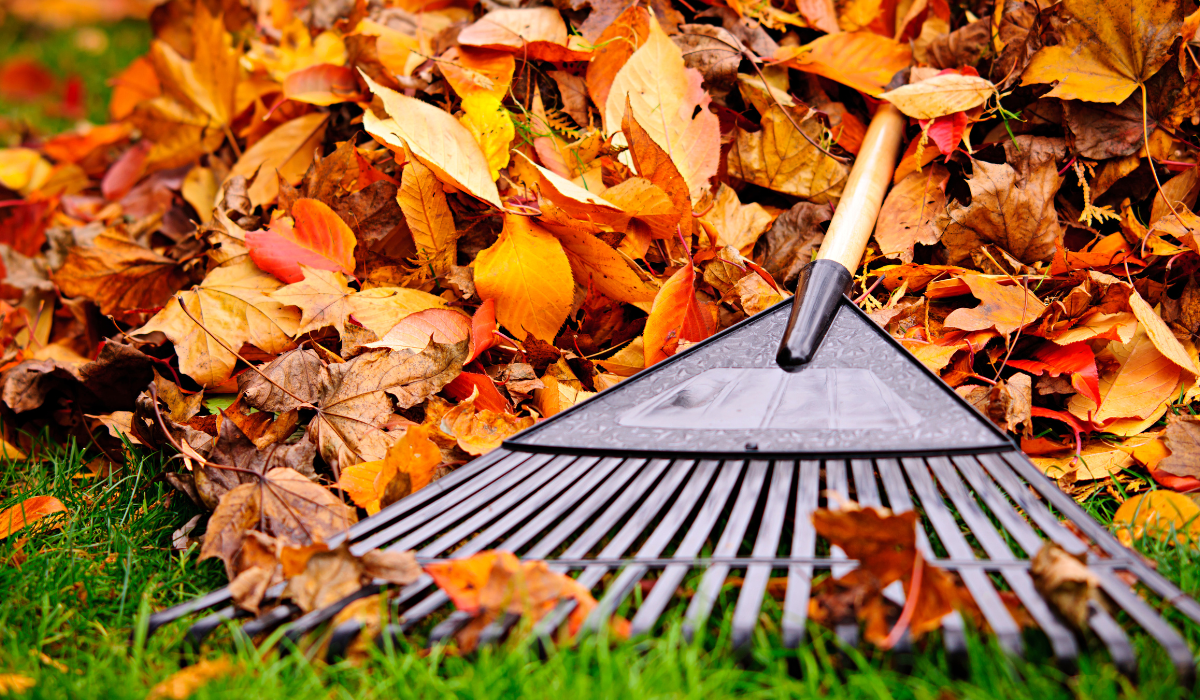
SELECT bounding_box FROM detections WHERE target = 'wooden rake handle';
[776,104,906,370]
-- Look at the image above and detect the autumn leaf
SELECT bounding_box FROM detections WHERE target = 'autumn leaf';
[727,104,849,203]
[605,18,720,199]
[441,396,535,455]
[586,6,650,110]
[247,199,356,284]
[702,184,775,255]
[269,267,445,338]
[1112,490,1200,546]
[941,159,1063,265]
[133,259,301,387]
[875,163,949,262]
[457,7,591,62]
[337,425,443,513]
[398,158,457,277]
[1020,0,1183,104]
[879,73,996,119]
[361,74,502,209]
[147,658,238,700]
[774,32,912,96]
[1008,341,1102,405]
[474,214,574,343]
[0,495,67,540]
[53,228,188,316]
[1067,326,1183,428]
[282,63,361,106]
[643,257,716,366]
[229,112,330,208]
[943,276,1047,338]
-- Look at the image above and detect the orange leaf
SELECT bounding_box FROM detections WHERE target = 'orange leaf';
[643,258,716,366]
[425,550,505,613]
[468,298,499,364]
[0,495,67,539]
[367,308,472,354]
[585,6,650,111]
[443,371,511,413]
[247,198,357,284]
[774,32,912,96]
[335,425,442,514]
[943,275,1047,338]
[473,214,574,342]
[282,63,361,106]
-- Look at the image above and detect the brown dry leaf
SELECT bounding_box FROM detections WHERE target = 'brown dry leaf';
[53,228,188,316]
[133,259,301,387]
[269,267,446,338]
[229,112,329,208]
[875,163,949,262]
[604,18,720,199]
[241,343,467,471]
[199,482,261,578]
[284,543,365,613]
[262,467,357,549]
[1030,543,1099,629]
[1020,0,1182,104]
[941,159,1062,265]
[727,105,849,203]
[944,276,1047,338]
[196,418,317,510]
[957,372,1031,434]
[1158,418,1200,479]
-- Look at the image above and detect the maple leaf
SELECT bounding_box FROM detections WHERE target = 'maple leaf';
[1020,0,1183,104]
[605,18,720,200]
[53,228,189,316]
[239,343,467,471]
[268,267,446,339]
[474,214,574,343]
[133,260,300,387]
[944,275,1047,338]
[875,164,950,263]
[727,104,849,203]
[247,198,357,284]
[941,159,1063,265]
[337,425,443,513]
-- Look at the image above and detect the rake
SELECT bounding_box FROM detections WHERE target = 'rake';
[146,105,1200,683]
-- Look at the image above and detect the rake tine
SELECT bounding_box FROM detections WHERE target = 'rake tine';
[428,610,475,646]
[902,457,1024,657]
[682,461,769,643]
[278,584,383,655]
[874,458,966,666]
[1097,572,1196,685]
[781,460,821,649]
[936,457,1079,671]
[183,605,247,657]
[478,612,523,647]
[731,461,793,652]
[581,461,720,637]
[967,454,1136,672]
[629,461,742,637]
[532,460,695,642]
[821,460,859,650]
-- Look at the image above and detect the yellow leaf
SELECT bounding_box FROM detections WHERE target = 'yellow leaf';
[727,105,849,203]
[398,159,457,276]
[0,149,52,195]
[362,74,502,209]
[269,267,446,338]
[1068,327,1183,427]
[1032,440,1147,482]
[1113,491,1200,546]
[0,675,35,695]
[474,214,574,342]
[1020,0,1182,104]
[134,260,300,387]
[879,73,996,120]
[701,184,775,255]
[1128,291,1199,374]
[604,18,719,200]
[147,657,237,700]
[182,166,218,224]
[229,112,329,208]
[458,93,515,181]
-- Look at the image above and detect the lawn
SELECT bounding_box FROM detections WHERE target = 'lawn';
[1,437,1198,700]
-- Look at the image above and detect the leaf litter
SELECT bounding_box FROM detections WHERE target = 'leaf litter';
[1,0,1200,658]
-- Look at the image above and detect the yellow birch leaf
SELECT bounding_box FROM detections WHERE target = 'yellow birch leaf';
[474,214,574,342]
[604,18,719,200]
[362,73,502,209]
[398,158,457,276]
[458,93,514,181]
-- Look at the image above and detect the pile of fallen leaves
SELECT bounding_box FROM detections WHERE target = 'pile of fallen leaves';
[2,0,1200,651]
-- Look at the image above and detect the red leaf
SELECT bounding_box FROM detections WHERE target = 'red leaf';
[370,308,471,352]
[443,371,510,413]
[643,259,715,366]
[0,58,55,102]
[468,299,499,364]
[921,111,968,156]
[1149,468,1200,493]
[101,141,152,201]
[1008,341,1101,405]
[247,198,357,284]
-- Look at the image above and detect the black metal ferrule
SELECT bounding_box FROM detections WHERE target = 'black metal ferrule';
[775,259,852,371]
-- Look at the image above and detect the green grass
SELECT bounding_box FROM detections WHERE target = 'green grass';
[0,19,151,135]
[1,439,1199,699]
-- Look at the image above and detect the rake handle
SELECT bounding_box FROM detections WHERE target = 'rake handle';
[776,104,906,370]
